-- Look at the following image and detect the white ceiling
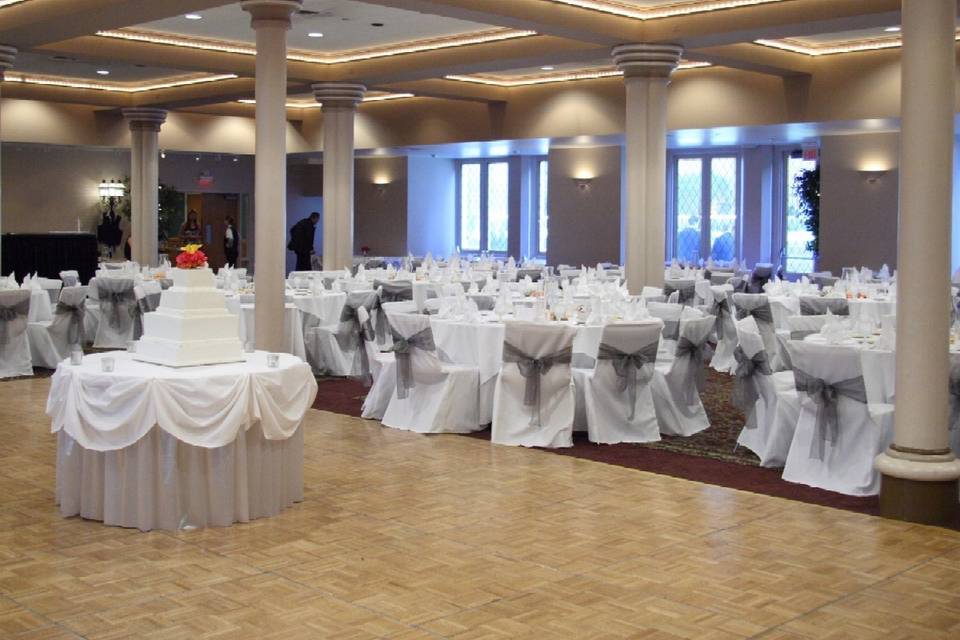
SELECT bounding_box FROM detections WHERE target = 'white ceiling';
[139,0,499,52]
[12,51,191,82]
[791,27,902,45]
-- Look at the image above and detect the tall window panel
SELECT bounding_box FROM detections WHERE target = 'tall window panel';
[784,155,818,274]
[457,160,511,253]
[672,154,740,263]
[536,159,549,255]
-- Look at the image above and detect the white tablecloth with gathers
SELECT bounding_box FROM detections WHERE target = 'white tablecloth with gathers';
[47,351,318,531]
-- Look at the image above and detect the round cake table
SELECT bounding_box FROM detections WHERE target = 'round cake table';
[46,351,318,531]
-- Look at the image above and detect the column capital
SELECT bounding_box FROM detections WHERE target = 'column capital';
[0,44,17,80]
[241,0,301,28]
[122,108,167,132]
[312,82,367,109]
[612,43,683,79]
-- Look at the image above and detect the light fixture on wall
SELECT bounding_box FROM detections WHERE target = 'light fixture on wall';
[859,169,888,184]
[372,176,391,196]
[98,179,125,199]
[571,170,594,191]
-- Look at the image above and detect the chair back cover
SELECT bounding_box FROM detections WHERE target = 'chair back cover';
[51,286,88,348]
[595,322,661,420]
[787,314,829,341]
[95,277,139,344]
[747,264,773,294]
[647,301,683,342]
[799,296,849,316]
[0,289,30,345]
[59,270,80,287]
[501,321,577,427]
[732,292,780,365]
[732,316,775,414]
[663,279,696,306]
[374,280,413,302]
[385,310,442,398]
[667,315,715,406]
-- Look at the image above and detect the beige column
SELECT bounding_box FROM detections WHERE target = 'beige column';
[312,83,365,271]
[0,45,17,265]
[242,0,300,352]
[874,0,960,525]
[122,108,166,267]
[613,44,681,294]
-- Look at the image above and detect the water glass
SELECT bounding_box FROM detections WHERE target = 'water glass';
[244,341,255,354]
[70,349,83,366]
[266,353,279,368]
[126,340,137,353]
[101,356,115,373]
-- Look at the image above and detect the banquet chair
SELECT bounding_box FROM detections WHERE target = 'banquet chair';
[135,281,163,314]
[0,289,33,378]
[709,270,735,286]
[646,301,683,351]
[37,277,63,304]
[811,272,838,288]
[93,277,139,348]
[59,270,80,287]
[640,285,666,303]
[733,317,800,467]
[381,311,481,434]
[747,264,774,294]
[781,341,894,496]
[27,286,88,369]
[574,322,662,444]
[786,314,829,340]
[311,290,380,376]
[732,293,785,371]
[358,305,396,421]
[517,268,543,282]
[664,279,696,306]
[491,321,577,448]
[651,315,715,437]
[708,285,738,373]
[799,296,849,316]
[374,280,413,342]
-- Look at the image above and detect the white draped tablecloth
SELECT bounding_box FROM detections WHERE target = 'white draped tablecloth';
[47,351,318,531]
[290,291,348,326]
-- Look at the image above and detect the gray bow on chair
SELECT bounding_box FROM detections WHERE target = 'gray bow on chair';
[800,297,849,316]
[0,298,30,345]
[337,292,379,351]
[502,341,573,426]
[137,292,161,315]
[732,346,772,417]
[660,319,680,342]
[675,336,709,406]
[710,297,733,340]
[389,326,436,399]
[101,289,137,331]
[664,283,696,306]
[793,368,867,460]
[735,301,774,326]
[373,281,412,342]
[55,300,86,347]
[596,341,658,420]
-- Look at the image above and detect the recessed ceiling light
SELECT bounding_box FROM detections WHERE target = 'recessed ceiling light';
[541,65,555,71]
[96,69,110,75]
[184,14,202,20]
[308,32,324,38]
[884,26,901,32]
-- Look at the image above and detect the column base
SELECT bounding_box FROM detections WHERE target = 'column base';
[875,450,960,526]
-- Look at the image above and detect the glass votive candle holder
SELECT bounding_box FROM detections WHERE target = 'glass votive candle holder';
[70,349,83,366]
[244,341,255,354]
[101,356,115,373]
[266,353,279,368]
[126,340,137,353]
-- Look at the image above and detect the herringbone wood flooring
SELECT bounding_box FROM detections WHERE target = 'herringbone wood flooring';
[1,376,959,639]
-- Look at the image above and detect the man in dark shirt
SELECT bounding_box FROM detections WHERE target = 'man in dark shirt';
[288,211,319,271]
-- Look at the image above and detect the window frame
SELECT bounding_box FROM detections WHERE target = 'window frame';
[455,158,511,255]
[533,156,549,258]
[667,149,742,263]
[779,149,819,276]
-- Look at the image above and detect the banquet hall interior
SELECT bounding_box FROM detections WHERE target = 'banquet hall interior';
[2,0,960,637]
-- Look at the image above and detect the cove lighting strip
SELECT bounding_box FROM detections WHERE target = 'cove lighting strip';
[96,27,537,65]
[548,0,785,20]
[445,61,709,87]
[0,0,29,9]
[238,93,415,109]
[3,72,238,93]
[755,30,960,56]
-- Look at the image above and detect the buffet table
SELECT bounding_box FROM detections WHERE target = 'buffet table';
[47,351,318,531]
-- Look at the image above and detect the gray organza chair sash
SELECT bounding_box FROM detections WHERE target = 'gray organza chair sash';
[710,297,734,340]
[389,326,436,399]
[664,283,695,306]
[517,269,542,282]
[337,292,379,351]
[372,282,412,340]
[596,341,658,420]
[799,297,849,316]
[735,300,774,326]
[732,346,772,416]
[98,282,138,332]
[660,319,680,341]
[790,329,818,340]
[471,295,495,311]
[675,336,709,405]
[0,297,30,345]
[793,368,868,460]
[502,341,572,426]
[54,299,86,346]
[137,292,162,314]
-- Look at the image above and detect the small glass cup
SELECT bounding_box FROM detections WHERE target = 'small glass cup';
[101,356,115,373]
[70,349,83,366]
[244,341,255,354]
[266,353,279,368]
[126,340,137,353]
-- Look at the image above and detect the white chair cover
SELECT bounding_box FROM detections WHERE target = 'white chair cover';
[310,290,379,376]
[381,311,480,434]
[359,305,396,421]
[651,315,714,437]
[799,296,849,316]
[491,322,577,448]
[38,277,63,304]
[709,285,737,373]
[732,293,785,371]
[733,317,800,467]
[27,286,88,369]
[94,277,138,348]
[581,322,662,444]
[781,341,894,495]
[786,314,829,341]
[0,289,33,378]
[59,270,80,287]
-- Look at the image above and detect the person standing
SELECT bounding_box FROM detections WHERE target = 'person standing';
[224,215,239,267]
[288,211,319,271]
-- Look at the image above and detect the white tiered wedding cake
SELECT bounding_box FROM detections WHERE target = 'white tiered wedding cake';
[134,267,244,367]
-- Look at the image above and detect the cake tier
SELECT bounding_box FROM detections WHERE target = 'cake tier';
[142,310,240,342]
[134,336,244,368]
[158,287,231,312]
[171,267,215,288]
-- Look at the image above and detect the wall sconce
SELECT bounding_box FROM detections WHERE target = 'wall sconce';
[372,176,391,196]
[572,176,593,191]
[859,170,888,184]
[98,179,125,199]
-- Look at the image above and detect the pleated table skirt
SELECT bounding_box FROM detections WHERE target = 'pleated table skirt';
[56,425,304,531]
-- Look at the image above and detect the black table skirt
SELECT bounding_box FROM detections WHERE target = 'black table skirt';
[2,233,99,284]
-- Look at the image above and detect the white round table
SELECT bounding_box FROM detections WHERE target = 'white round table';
[47,351,318,531]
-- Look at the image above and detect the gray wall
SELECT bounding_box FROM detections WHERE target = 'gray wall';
[355,156,408,257]
[407,156,456,258]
